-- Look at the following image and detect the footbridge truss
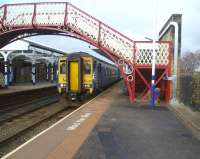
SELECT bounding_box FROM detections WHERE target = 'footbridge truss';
[0,2,172,103]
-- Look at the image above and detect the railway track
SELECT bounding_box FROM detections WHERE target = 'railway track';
[0,96,79,142]
[0,82,116,157]
[0,94,87,157]
[0,86,59,123]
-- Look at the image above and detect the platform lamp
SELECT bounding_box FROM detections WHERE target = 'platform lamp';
[150,0,157,109]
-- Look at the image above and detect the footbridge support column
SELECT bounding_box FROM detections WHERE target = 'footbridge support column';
[118,62,135,103]
[0,51,13,88]
[50,63,54,83]
[4,56,8,88]
[125,79,135,103]
[46,63,49,81]
[9,60,13,85]
[32,61,36,85]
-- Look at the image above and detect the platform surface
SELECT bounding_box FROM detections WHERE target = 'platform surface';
[2,82,200,159]
[0,82,57,95]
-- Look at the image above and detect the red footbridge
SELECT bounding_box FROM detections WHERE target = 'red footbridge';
[0,2,172,103]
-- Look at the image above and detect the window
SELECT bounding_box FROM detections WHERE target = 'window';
[84,63,91,74]
[98,63,101,72]
[93,60,96,69]
[60,63,66,74]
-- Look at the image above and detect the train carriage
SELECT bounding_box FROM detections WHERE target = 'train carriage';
[66,52,120,100]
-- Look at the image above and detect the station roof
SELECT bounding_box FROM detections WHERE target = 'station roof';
[0,39,67,57]
[0,39,68,63]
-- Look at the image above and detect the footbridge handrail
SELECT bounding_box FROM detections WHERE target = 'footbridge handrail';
[0,2,135,63]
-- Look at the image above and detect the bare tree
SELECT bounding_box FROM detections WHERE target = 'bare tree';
[180,51,200,75]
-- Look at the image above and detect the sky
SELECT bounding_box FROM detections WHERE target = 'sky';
[0,0,200,58]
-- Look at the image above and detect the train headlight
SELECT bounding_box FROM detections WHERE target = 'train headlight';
[60,83,64,87]
[83,84,91,88]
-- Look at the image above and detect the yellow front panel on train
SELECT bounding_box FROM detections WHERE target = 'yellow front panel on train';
[70,62,78,92]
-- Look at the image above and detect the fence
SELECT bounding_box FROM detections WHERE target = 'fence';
[179,73,200,111]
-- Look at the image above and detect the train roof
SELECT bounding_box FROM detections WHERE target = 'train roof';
[68,52,117,67]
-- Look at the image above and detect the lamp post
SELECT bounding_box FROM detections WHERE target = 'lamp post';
[150,0,157,109]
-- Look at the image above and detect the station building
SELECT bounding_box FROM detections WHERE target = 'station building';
[0,39,67,88]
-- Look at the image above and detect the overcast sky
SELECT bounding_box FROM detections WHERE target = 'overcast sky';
[0,0,200,56]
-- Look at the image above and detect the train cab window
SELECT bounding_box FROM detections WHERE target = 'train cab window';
[84,63,91,74]
[60,63,66,74]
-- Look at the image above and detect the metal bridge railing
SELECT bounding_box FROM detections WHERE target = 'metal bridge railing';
[0,2,171,66]
[135,42,170,66]
[0,2,135,62]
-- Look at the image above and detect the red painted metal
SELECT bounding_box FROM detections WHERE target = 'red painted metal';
[133,41,172,102]
[97,22,101,47]
[69,3,135,44]
[32,3,36,28]
[1,5,7,30]
[64,3,68,29]
[0,2,172,103]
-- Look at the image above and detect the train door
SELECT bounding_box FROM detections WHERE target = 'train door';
[69,61,79,92]
[67,57,82,97]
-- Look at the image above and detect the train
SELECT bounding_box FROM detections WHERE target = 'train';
[57,52,120,100]
[57,56,67,93]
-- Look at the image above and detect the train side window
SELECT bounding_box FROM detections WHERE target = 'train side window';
[98,63,101,72]
[106,68,108,76]
[84,63,91,74]
[93,60,96,69]
[60,63,66,74]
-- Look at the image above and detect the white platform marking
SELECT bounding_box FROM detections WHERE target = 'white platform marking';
[1,91,104,159]
[66,112,91,131]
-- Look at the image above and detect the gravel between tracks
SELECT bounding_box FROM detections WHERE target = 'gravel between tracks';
[0,96,83,157]
[0,83,114,158]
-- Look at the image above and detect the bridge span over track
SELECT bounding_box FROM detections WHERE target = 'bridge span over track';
[0,2,172,103]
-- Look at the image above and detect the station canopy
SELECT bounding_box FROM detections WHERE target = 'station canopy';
[0,39,67,64]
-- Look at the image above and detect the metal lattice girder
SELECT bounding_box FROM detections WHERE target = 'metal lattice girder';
[135,42,170,66]
[0,2,135,62]
[133,41,172,102]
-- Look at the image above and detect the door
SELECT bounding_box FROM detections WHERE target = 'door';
[69,61,79,92]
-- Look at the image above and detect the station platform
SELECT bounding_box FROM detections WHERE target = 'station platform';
[0,82,57,95]
[2,82,200,159]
